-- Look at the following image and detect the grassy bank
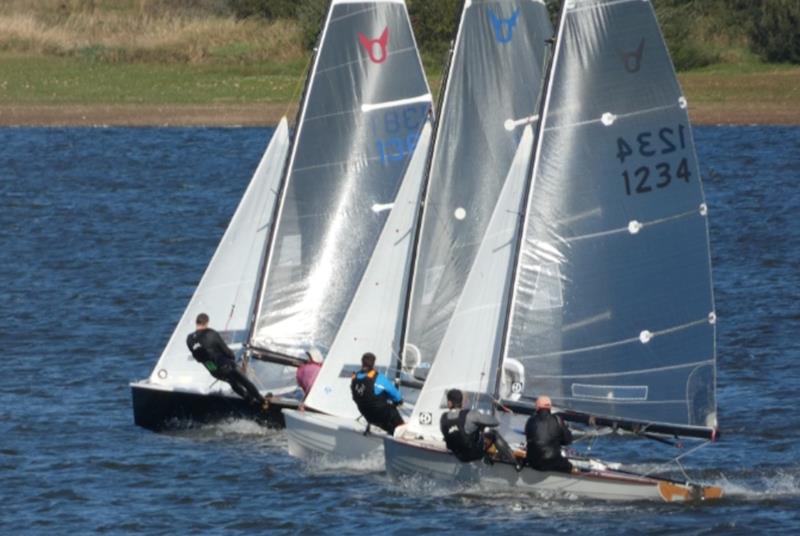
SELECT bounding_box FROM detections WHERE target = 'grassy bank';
[0,1,798,126]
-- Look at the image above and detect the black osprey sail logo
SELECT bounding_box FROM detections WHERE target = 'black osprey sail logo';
[620,38,646,73]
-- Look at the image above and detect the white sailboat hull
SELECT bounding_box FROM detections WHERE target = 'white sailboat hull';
[383,436,722,503]
[284,410,385,461]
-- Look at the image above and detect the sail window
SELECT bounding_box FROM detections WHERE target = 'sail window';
[572,383,649,401]
[529,263,564,310]
[421,265,445,305]
[276,234,302,267]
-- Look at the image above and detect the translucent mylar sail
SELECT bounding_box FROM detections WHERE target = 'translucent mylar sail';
[404,0,553,375]
[250,0,431,359]
[505,0,717,435]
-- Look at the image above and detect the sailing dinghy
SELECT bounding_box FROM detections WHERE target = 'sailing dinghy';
[384,0,723,502]
[132,0,431,430]
[131,120,293,430]
[284,0,552,460]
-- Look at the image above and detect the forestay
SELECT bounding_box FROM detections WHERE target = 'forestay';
[406,127,534,439]
[303,123,432,419]
[403,0,552,376]
[504,0,717,436]
[149,120,293,391]
[250,0,431,359]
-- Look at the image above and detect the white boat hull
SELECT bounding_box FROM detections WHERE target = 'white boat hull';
[383,436,722,502]
[284,410,386,461]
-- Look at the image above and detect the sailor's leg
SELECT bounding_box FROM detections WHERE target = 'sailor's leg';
[484,430,517,465]
[229,368,265,405]
[386,405,404,435]
[372,405,404,435]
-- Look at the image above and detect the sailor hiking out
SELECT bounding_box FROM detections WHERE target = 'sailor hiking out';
[350,352,404,435]
[186,313,267,410]
[440,389,516,465]
[524,395,574,473]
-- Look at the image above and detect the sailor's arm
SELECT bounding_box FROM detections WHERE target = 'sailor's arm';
[209,330,236,360]
[558,415,573,445]
[376,374,403,404]
[464,410,499,434]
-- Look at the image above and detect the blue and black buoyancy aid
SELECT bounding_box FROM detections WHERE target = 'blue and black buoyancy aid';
[440,409,485,463]
[351,369,387,421]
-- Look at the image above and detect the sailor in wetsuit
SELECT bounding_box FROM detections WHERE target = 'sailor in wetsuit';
[524,395,573,473]
[439,389,514,464]
[350,352,404,435]
[186,313,267,410]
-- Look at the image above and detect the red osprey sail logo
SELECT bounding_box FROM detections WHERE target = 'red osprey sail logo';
[358,27,389,64]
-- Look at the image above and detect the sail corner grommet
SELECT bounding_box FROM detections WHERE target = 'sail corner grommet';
[678,97,688,109]
[157,369,168,379]
[639,330,653,344]
[601,112,617,126]
[628,220,642,234]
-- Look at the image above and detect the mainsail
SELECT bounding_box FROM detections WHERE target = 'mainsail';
[503,0,717,438]
[249,0,431,360]
[402,0,552,376]
[303,123,432,418]
[148,120,292,392]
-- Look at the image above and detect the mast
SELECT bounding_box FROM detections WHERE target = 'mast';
[244,0,332,367]
[394,0,467,384]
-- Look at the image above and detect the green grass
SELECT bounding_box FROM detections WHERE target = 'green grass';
[0,53,308,105]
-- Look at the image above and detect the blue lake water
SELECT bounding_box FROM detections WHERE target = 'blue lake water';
[1,126,799,534]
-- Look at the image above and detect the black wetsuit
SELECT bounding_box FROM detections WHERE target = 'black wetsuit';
[440,409,490,462]
[524,410,573,473]
[186,328,264,406]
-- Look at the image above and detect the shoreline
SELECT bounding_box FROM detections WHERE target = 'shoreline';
[1,102,798,127]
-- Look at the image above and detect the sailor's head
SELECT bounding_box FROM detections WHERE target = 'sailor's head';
[535,395,552,412]
[446,389,464,410]
[195,313,209,329]
[305,346,324,364]
[361,352,376,371]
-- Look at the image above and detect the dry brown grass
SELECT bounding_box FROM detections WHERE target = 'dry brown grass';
[0,0,305,64]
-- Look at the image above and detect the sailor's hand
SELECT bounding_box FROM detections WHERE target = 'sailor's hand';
[588,415,597,427]
[396,400,404,407]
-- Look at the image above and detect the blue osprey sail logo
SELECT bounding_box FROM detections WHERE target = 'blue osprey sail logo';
[620,38,646,73]
[488,8,520,44]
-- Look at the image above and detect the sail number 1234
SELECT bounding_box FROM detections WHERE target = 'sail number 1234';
[616,124,692,196]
